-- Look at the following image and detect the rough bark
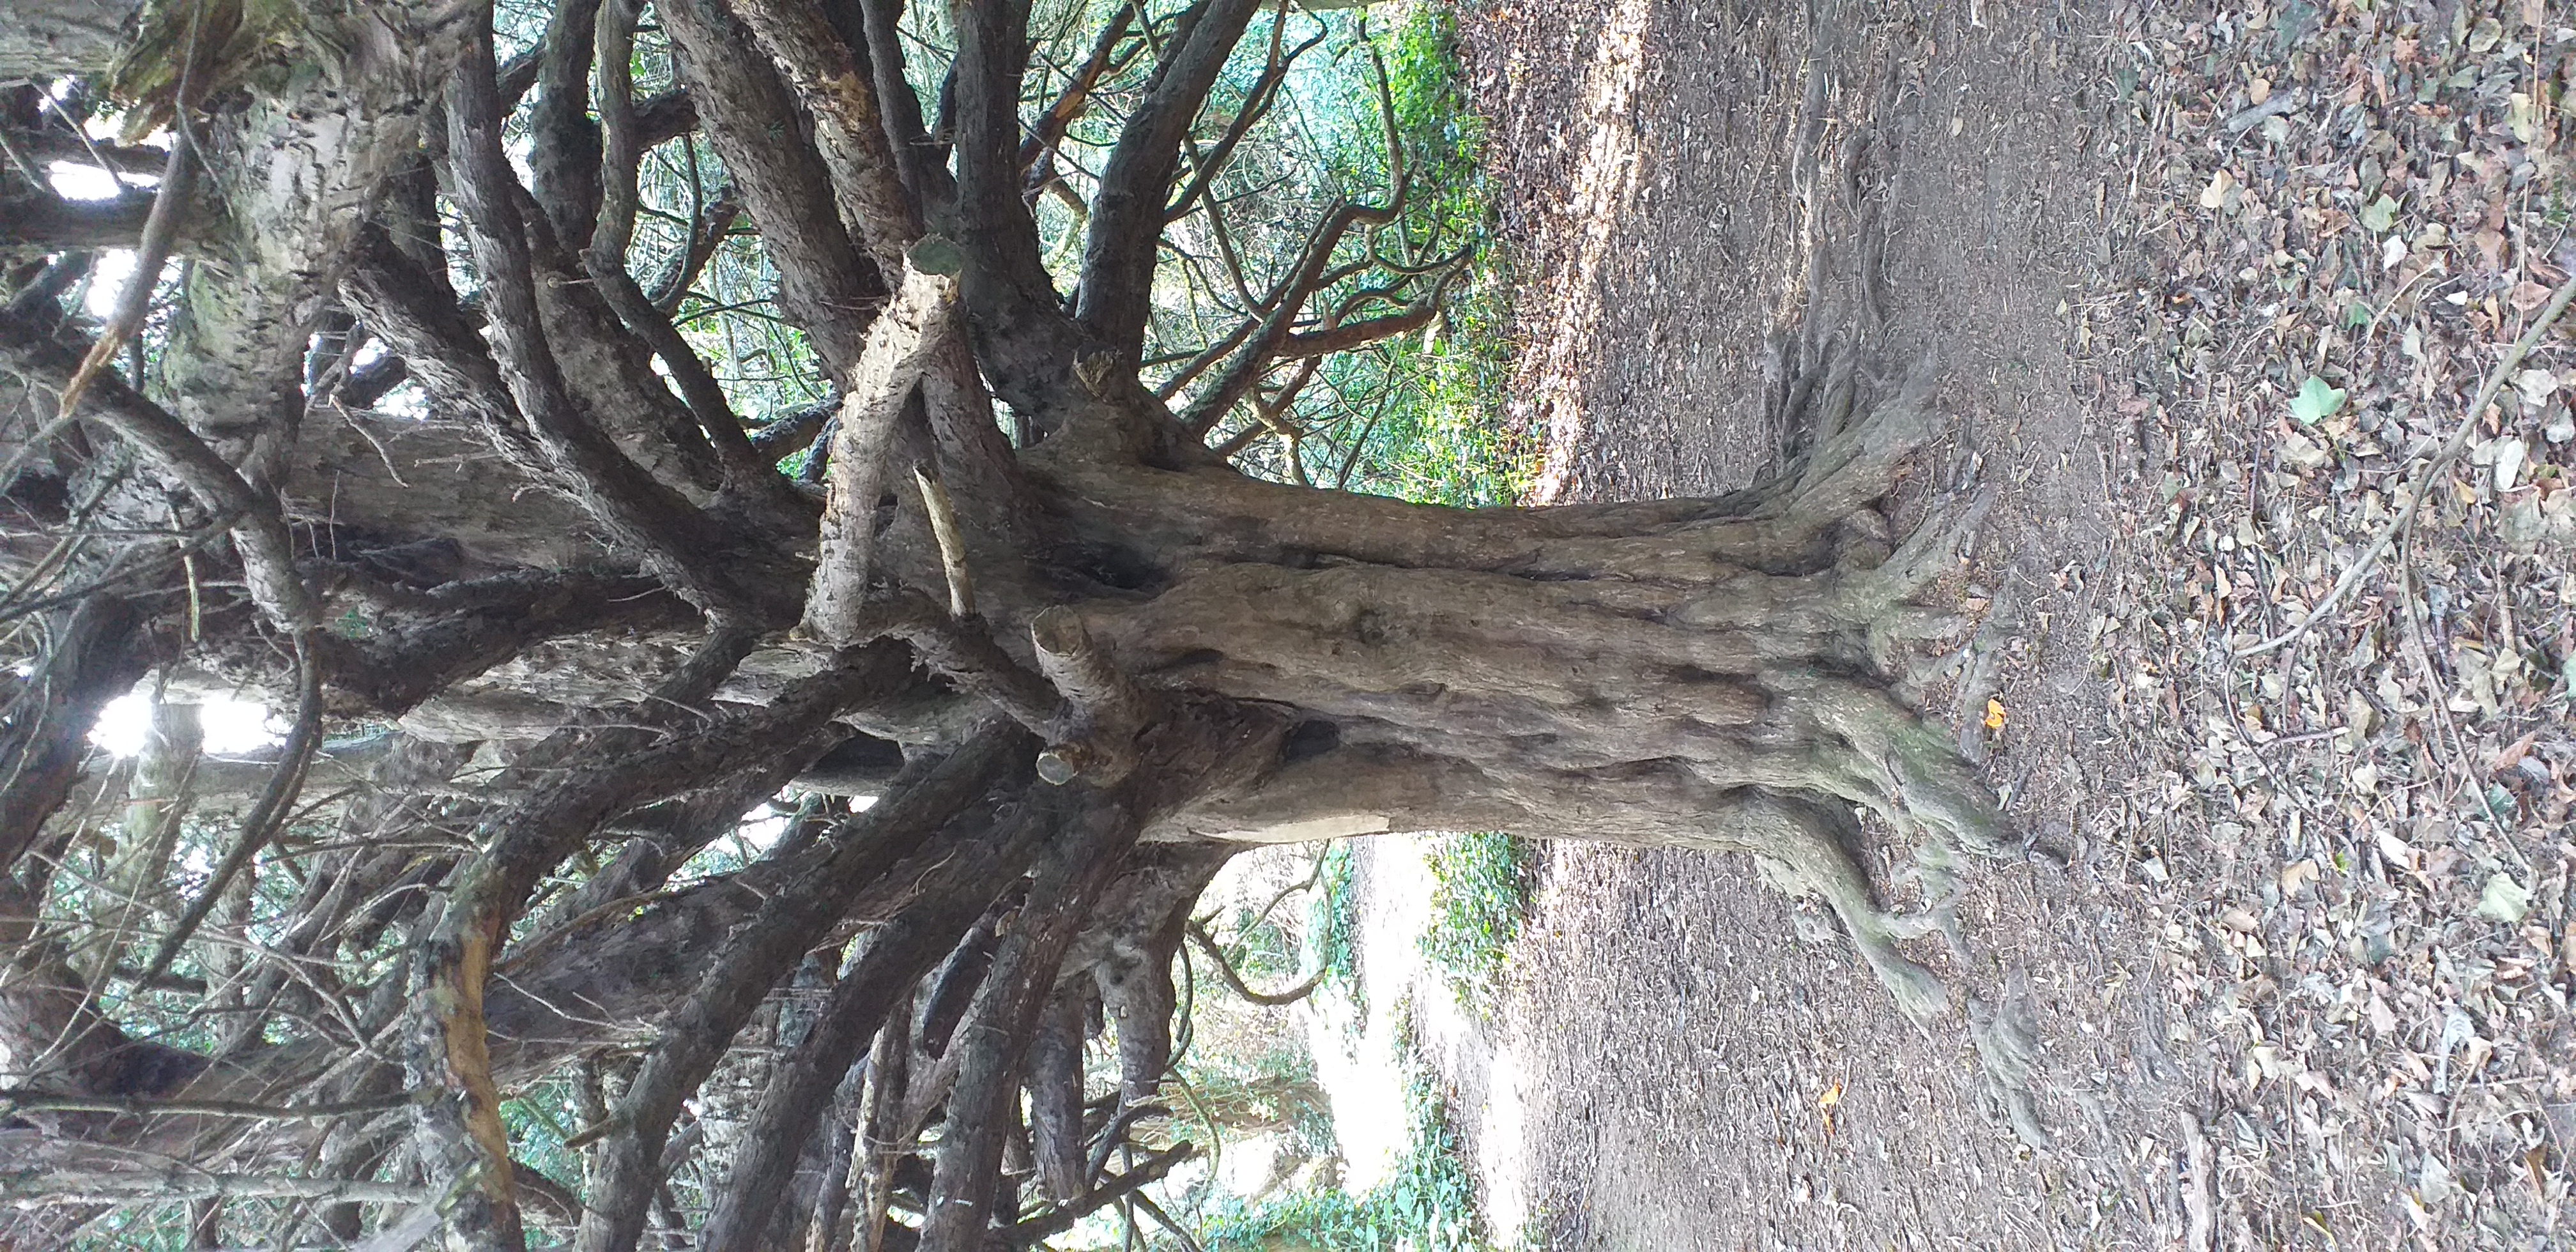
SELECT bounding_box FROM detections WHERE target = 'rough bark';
[0,0,134,80]
[655,0,888,377]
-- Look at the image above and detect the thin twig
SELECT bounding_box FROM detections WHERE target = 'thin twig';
[1006,1142,1194,1243]
[0,1091,417,1121]
[1184,922,1321,1006]
[2238,273,2576,659]
[330,400,414,488]
[139,627,325,982]
[1127,1191,1209,1252]
[492,886,685,976]
[1,1169,432,1206]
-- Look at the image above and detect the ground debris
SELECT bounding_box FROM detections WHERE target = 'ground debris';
[1439,0,2576,1246]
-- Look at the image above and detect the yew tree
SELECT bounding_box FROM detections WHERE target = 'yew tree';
[0,0,2013,1246]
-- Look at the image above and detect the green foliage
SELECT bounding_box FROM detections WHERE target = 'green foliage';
[1308,841,1361,998]
[1225,908,1305,983]
[1119,0,1524,506]
[1312,6,1525,507]
[2288,374,2346,425]
[1349,7,1526,508]
[1418,833,1533,1010]
[1195,1076,1493,1252]
[1178,1038,1339,1158]
[498,1077,586,1200]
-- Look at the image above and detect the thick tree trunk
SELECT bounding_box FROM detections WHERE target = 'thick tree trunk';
[1028,356,1994,1027]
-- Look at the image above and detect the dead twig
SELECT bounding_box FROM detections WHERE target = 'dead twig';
[55,80,199,422]
[0,1091,417,1122]
[912,463,975,620]
[0,1170,431,1207]
[1006,1142,1195,1244]
[138,627,325,984]
[2238,273,2576,659]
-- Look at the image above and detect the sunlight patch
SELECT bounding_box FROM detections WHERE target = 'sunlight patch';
[47,159,127,201]
[1473,1048,1530,1237]
[91,690,286,758]
[1303,835,1439,1193]
[1510,0,1652,504]
[84,249,141,319]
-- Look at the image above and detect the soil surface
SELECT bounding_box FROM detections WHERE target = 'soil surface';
[1421,0,2576,1247]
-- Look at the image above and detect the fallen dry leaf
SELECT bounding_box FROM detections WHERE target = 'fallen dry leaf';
[2280,860,2320,896]
[2198,169,2235,210]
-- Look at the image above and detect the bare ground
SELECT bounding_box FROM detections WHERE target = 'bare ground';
[1423,0,2576,1247]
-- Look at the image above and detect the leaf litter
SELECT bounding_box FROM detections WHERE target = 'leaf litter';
[2082,0,2576,1243]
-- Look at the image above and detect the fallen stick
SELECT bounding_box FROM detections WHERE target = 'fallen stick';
[2238,272,2576,660]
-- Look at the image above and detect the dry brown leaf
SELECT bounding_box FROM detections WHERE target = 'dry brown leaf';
[2199,169,2235,210]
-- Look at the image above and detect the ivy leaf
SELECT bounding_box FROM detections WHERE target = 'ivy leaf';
[2289,376,2347,425]
[2359,194,2399,233]
[2476,873,2531,924]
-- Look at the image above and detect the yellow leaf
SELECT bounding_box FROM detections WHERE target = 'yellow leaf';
[1817,1081,1842,1109]
[2199,169,2235,210]
[1984,699,2007,730]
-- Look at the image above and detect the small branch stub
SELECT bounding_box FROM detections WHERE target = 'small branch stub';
[1028,608,1133,715]
[1034,746,1083,786]
[1028,608,1142,786]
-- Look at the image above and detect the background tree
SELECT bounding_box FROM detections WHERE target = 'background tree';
[0,0,2015,1246]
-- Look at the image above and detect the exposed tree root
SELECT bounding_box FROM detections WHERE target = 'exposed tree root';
[1732,792,1952,1029]
[1969,993,2052,1149]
